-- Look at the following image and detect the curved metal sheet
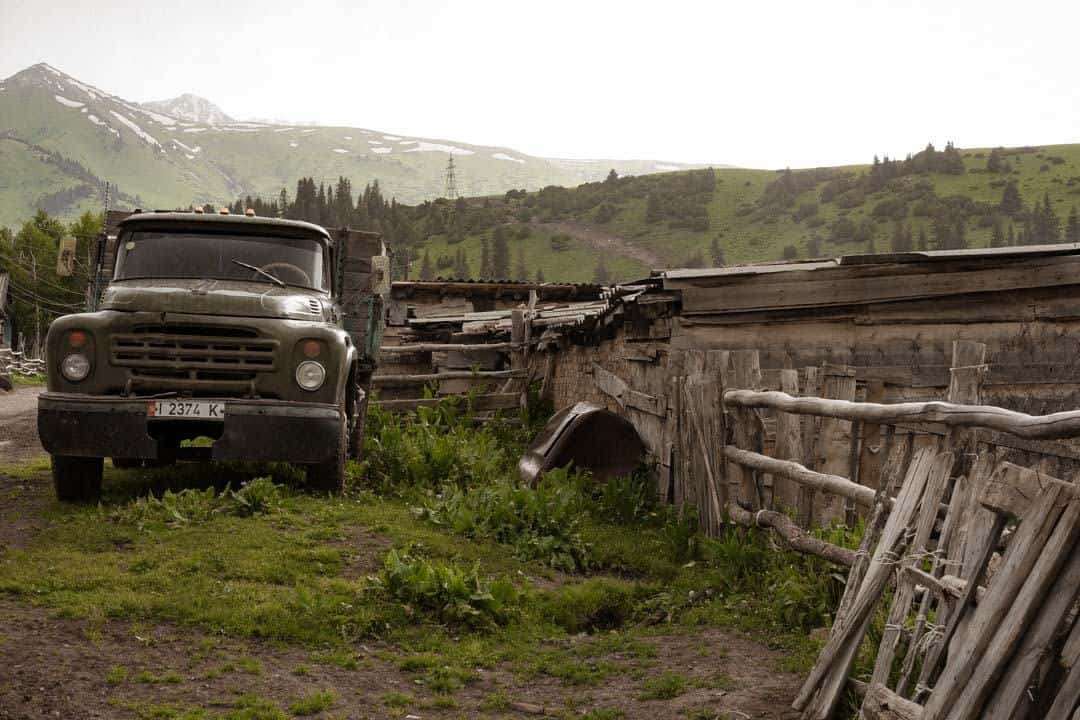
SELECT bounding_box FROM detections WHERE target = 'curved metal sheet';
[519,401,645,484]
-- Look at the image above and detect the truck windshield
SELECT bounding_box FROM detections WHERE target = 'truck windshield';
[113,231,329,291]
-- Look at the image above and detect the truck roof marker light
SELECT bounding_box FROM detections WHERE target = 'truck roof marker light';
[219,207,230,215]
[245,208,256,217]
[193,206,204,214]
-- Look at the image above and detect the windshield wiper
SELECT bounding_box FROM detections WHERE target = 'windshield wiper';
[231,259,286,288]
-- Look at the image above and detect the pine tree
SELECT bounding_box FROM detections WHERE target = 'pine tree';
[480,237,491,279]
[593,255,609,284]
[1068,206,1080,243]
[535,268,545,283]
[514,245,527,281]
[491,226,510,279]
[1007,223,1016,246]
[710,237,725,265]
[999,180,1023,215]
[891,221,913,252]
[917,226,928,251]
[990,220,1004,248]
[420,250,434,280]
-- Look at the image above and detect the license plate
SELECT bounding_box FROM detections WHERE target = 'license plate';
[147,400,225,420]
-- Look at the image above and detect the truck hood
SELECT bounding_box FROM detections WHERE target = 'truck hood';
[101,278,329,321]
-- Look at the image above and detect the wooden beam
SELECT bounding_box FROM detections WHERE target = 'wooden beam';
[724,389,1080,440]
[861,683,922,720]
[378,342,518,353]
[727,503,855,566]
[374,393,521,412]
[373,369,524,386]
[722,446,876,507]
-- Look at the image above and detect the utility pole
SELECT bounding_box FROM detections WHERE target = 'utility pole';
[29,250,40,358]
[444,155,458,201]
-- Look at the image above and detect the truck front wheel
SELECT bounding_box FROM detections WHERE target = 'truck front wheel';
[52,455,104,503]
[306,420,346,494]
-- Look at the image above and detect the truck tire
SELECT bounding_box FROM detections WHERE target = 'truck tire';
[307,420,346,494]
[52,455,104,503]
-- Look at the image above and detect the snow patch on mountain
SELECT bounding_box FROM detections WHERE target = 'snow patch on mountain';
[87,114,119,136]
[109,110,163,149]
[183,127,207,133]
[383,135,402,141]
[371,147,392,154]
[492,152,525,164]
[367,140,383,145]
[289,141,299,148]
[138,108,176,126]
[404,142,475,155]
[332,148,349,154]
[142,93,233,125]
[399,140,417,145]
[54,95,84,108]
[171,139,201,154]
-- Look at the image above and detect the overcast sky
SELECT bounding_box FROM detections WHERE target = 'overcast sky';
[2,0,1078,169]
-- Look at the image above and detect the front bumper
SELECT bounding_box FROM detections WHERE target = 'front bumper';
[38,392,342,463]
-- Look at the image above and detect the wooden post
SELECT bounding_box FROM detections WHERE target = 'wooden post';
[511,309,527,412]
[817,364,856,526]
[773,368,804,514]
[729,350,762,511]
[799,365,821,528]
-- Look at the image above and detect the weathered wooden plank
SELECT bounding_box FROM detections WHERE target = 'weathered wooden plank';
[772,368,803,513]
[946,494,1080,720]
[984,534,1080,719]
[374,393,521,412]
[868,452,954,689]
[373,369,524,386]
[862,683,922,720]
[795,448,938,718]
[378,342,518,353]
[680,255,1080,314]
[920,483,1069,719]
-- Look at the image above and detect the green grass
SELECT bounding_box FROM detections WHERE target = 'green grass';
[0,397,875,717]
[287,690,335,716]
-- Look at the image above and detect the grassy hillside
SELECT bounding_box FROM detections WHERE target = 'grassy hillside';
[0,63,706,228]
[402,142,1080,283]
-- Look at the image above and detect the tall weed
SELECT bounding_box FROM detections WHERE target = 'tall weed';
[374,548,521,629]
[417,467,590,572]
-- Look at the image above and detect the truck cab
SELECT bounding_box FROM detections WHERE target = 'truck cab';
[37,210,385,501]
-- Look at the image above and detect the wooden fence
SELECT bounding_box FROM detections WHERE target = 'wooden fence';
[677,342,1080,719]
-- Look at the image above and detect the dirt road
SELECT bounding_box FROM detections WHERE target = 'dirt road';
[0,385,43,463]
[539,220,666,270]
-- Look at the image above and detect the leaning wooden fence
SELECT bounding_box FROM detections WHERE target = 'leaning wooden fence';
[678,342,1080,719]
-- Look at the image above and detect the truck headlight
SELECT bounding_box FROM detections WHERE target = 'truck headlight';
[295,360,326,391]
[61,353,91,382]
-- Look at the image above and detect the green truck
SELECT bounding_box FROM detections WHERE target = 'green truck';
[37,210,386,501]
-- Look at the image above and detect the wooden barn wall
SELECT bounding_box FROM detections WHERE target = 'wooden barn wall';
[534,283,1080,515]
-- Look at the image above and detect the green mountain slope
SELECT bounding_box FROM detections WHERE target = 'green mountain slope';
[404,143,1080,283]
[0,63,709,228]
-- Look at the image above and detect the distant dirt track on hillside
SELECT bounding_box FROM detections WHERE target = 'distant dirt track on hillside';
[537,220,665,272]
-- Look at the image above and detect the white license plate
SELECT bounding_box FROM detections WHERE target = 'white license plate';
[147,400,225,420]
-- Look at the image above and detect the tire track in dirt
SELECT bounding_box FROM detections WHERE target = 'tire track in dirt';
[537,220,665,271]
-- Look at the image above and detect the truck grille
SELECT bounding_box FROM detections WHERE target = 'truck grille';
[111,325,278,392]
